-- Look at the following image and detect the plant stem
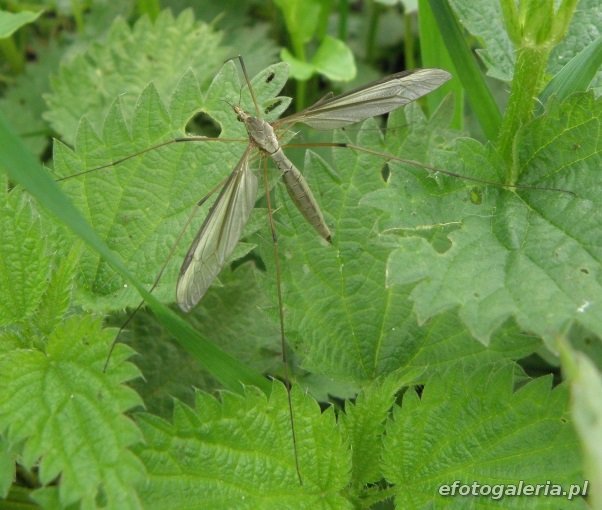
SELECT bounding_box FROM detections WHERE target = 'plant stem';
[365,0,382,64]
[496,45,548,182]
[292,38,307,110]
[404,10,415,70]
[0,37,24,74]
[338,0,349,41]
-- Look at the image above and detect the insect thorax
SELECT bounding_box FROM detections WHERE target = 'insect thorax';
[245,116,280,155]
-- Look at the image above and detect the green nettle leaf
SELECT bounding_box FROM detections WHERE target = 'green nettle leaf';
[383,363,585,509]
[126,263,281,417]
[0,188,50,327]
[135,383,353,509]
[255,103,541,385]
[51,61,290,311]
[0,316,143,509]
[45,9,229,144]
[380,93,602,347]
[340,371,423,489]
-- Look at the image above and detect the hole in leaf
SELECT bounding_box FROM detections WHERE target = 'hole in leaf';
[264,99,283,115]
[185,112,222,139]
[381,163,390,182]
[265,71,275,83]
[580,268,589,274]
[232,251,265,272]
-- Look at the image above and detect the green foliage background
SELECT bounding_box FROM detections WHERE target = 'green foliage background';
[0,0,601,509]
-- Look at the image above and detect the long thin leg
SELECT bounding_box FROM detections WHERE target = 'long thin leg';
[282,141,574,195]
[102,175,230,372]
[261,156,303,486]
[57,137,246,181]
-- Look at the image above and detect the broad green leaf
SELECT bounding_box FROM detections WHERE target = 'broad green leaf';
[311,35,356,82]
[45,10,228,144]
[382,93,602,346]
[281,48,315,80]
[126,263,281,417]
[383,362,586,508]
[281,36,356,82]
[51,61,289,312]
[0,316,144,509]
[0,9,42,38]
[255,104,541,385]
[1,92,270,397]
[0,184,79,338]
[135,383,352,509]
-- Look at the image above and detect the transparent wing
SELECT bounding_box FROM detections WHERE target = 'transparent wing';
[176,146,258,312]
[277,68,451,130]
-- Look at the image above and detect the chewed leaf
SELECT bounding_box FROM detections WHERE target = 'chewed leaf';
[52,61,285,311]
[255,109,542,385]
[385,93,602,346]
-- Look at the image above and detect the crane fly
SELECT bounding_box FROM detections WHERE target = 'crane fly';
[69,61,451,484]
[175,62,452,311]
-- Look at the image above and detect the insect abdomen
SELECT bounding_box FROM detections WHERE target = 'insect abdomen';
[273,150,332,242]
